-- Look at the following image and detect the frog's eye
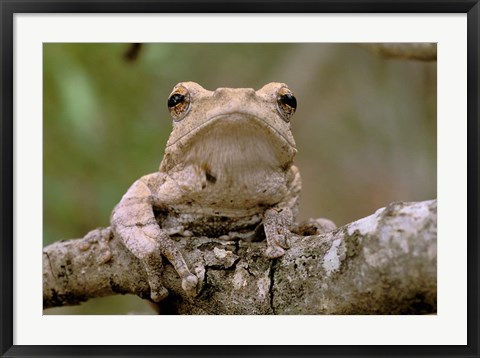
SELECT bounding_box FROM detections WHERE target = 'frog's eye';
[276,87,297,122]
[168,85,191,121]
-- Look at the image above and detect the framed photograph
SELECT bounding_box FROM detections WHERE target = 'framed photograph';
[1,1,478,357]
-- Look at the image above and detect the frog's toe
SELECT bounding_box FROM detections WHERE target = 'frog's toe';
[265,245,285,259]
[182,274,199,295]
[150,286,169,302]
[275,233,290,249]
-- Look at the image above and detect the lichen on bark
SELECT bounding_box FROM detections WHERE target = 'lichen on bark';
[43,200,437,315]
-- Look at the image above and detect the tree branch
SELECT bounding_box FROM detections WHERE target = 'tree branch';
[362,43,437,61]
[43,200,437,314]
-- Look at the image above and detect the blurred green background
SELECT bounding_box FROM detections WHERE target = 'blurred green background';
[43,43,436,314]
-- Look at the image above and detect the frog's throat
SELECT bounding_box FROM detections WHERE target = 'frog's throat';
[161,114,296,173]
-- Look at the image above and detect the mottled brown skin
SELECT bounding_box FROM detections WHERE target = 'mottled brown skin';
[111,82,334,301]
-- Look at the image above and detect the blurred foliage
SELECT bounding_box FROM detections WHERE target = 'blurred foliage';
[43,43,436,314]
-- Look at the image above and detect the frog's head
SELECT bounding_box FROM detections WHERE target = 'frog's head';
[160,82,298,173]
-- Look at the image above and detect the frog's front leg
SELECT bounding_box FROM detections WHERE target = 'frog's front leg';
[263,166,337,258]
[264,207,294,258]
[264,165,301,259]
[111,173,198,302]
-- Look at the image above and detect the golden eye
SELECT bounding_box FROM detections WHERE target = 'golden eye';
[167,85,191,121]
[276,87,297,122]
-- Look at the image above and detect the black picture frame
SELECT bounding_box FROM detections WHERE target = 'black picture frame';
[1,1,478,357]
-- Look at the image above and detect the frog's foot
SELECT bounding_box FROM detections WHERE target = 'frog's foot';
[150,286,169,302]
[293,218,337,236]
[265,227,291,258]
[265,238,286,259]
[158,232,199,297]
[144,250,198,299]
[264,208,292,259]
[143,253,169,302]
[181,274,199,296]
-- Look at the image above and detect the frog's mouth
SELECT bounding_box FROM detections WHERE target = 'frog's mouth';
[173,113,296,170]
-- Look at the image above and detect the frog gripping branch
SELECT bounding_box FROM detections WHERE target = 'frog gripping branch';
[42,81,436,314]
[111,82,335,301]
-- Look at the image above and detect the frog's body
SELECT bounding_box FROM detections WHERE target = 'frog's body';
[111,82,334,301]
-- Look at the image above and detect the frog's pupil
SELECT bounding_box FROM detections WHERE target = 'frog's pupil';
[281,93,297,109]
[168,93,185,108]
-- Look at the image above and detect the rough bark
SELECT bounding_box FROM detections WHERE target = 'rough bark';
[43,200,437,314]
